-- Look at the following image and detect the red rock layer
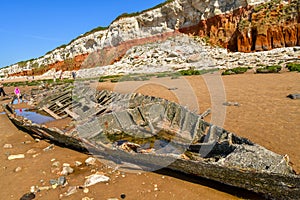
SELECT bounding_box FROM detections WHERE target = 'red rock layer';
[179,2,299,52]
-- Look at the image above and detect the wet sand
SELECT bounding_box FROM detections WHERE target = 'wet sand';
[0,72,299,200]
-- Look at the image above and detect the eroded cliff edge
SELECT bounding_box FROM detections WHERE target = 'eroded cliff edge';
[1,0,299,77]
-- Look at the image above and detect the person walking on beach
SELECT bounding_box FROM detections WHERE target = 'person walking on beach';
[0,82,6,97]
[14,87,21,103]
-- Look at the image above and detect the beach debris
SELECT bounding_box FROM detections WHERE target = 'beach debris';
[50,176,67,187]
[287,94,300,99]
[20,192,35,200]
[120,193,126,199]
[43,144,55,151]
[223,101,240,106]
[85,157,97,166]
[14,166,22,172]
[82,197,94,200]
[64,186,78,196]
[84,173,110,187]
[8,154,25,160]
[52,161,61,168]
[83,187,89,194]
[200,108,211,119]
[26,149,37,154]
[60,163,74,175]
[3,143,13,149]
[75,161,83,167]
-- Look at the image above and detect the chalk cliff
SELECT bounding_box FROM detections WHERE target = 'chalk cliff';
[0,0,299,77]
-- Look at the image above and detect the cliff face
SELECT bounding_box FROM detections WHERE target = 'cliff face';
[1,0,299,77]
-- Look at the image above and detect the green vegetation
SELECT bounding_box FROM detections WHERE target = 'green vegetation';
[286,63,300,72]
[222,67,248,75]
[256,65,282,73]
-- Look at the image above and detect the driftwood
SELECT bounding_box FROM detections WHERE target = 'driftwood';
[3,84,300,200]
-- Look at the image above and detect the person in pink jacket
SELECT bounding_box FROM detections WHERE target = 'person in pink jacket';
[14,87,21,103]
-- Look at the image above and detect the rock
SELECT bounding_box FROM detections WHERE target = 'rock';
[64,186,78,196]
[60,165,74,175]
[52,161,60,168]
[20,192,35,200]
[43,144,55,151]
[26,149,37,154]
[3,144,13,149]
[223,102,240,106]
[287,94,300,99]
[84,174,110,187]
[85,157,97,166]
[14,166,22,172]
[83,187,89,194]
[120,193,126,199]
[8,154,25,160]
[75,161,83,167]
[82,197,94,200]
[57,176,67,186]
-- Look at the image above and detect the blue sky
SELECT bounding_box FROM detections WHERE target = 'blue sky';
[0,0,165,68]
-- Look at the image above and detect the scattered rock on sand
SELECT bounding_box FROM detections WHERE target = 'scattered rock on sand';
[85,157,97,166]
[287,94,300,99]
[84,173,110,187]
[14,166,22,172]
[7,154,25,160]
[20,192,35,200]
[3,144,13,149]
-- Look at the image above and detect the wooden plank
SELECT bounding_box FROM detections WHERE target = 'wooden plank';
[42,106,62,119]
[64,108,80,119]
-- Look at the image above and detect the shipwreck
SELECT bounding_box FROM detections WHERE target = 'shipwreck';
[3,83,300,199]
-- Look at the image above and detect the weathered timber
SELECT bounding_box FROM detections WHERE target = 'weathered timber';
[3,85,300,200]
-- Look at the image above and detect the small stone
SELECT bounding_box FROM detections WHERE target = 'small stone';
[51,158,56,162]
[52,161,60,168]
[14,166,22,172]
[20,192,35,200]
[58,176,67,186]
[26,149,37,154]
[8,154,25,160]
[85,157,97,166]
[75,161,82,167]
[32,153,40,158]
[120,193,126,199]
[64,186,77,196]
[43,144,55,151]
[61,166,74,176]
[30,186,35,193]
[34,138,40,142]
[84,174,110,187]
[3,144,13,149]
[82,197,94,200]
[50,179,58,185]
[83,187,89,194]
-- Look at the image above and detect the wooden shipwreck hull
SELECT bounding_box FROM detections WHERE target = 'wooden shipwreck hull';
[3,84,300,199]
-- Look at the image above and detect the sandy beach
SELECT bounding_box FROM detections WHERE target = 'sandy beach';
[0,71,299,200]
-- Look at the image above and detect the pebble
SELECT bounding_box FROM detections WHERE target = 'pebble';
[84,174,110,187]
[83,187,89,194]
[20,192,35,200]
[8,154,25,160]
[26,149,37,154]
[82,197,94,200]
[3,144,13,149]
[75,161,83,167]
[52,161,60,168]
[14,166,22,172]
[120,193,126,199]
[64,186,77,196]
[85,157,97,166]
[43,144,55,151]
[60,166,74,175]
